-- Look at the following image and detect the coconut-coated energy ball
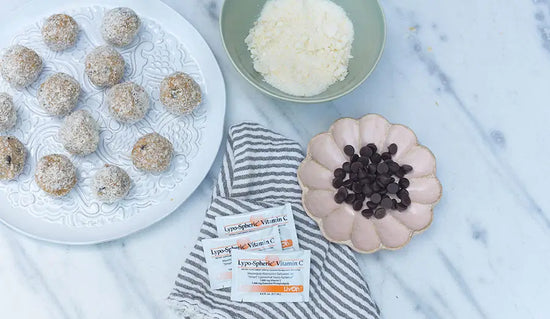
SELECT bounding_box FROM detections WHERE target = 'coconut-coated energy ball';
[37,73,80,116]
[35,154,77,197]
[107,82,149,123]
[58,110,99,156]
[41,14,79,51]
[0,45,43,89]
[93,164,131,203]
[0,93,16,132]
[85,45,125,88]
[131,133,173,172]
[101,7,141,47]
[159,72,202,115]
[0,136,26,181]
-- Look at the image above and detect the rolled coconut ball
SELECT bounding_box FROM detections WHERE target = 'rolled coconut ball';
[92,164,131,203]
[58,110,99,156]
[107,82,149,123]
[37,73,80,116]
[159,72,202,115]
[0,93,17,132]
[131,133,173,172]
[85,45,125,88]
[0,136,26,180]
[35,154,77,197]
[0,45,42,89]
[101,7,141,47]
[41,14,79,51]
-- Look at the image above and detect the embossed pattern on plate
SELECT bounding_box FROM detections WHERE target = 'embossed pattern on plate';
[0,6,207,227]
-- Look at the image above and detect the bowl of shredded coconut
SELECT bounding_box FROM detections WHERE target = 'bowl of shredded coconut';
[221,0,385,103]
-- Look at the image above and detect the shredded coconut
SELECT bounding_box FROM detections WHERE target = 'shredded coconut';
[245,0,354,97]
[93,165,131,203]
[35,154,77,197]
[0,93,16,132]
[107,82,150,123]
[58,110,99,156]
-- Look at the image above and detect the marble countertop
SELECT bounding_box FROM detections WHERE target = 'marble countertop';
[1,0,549,318]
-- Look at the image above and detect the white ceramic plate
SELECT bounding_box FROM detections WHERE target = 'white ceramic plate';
[0,0,225,244]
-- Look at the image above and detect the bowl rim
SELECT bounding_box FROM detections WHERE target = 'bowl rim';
[219,0,387,104]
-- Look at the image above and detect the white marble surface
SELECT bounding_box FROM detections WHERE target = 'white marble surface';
[1,0,549,318]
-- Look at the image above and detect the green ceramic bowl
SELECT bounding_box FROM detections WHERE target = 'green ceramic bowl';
[220,0,386,103]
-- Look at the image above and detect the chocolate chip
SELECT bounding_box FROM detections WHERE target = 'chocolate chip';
[370,193,382,204]
[351,162,362,173]
[372,182,382,192]
[381,197,393,209]
[345,194,355,204]
[332,178,343,188]
[357,169,367,179]
[388,162,400,173]
[355,193,365,203]
[367,143,377,153]
[362,209,374,218]
[397,188,409,199]
[397,203,408,212]
[395,169,405,178]
[344,145,355,156]
[386,183,399,194]
[377,175,391,186]
[350,154,359,163]
[362,185,373,196]
[370,153,381,164]
[334,168,346,179]
[367,164,377,174]
[399,178,410,188]
[360,146,373,158]
[381,152,392,161]
[5,155,11,165]
[349,172,358,180]
[366,201,378,209]
[358,156,369,165]
[140,144,146,150]
[401,195,411,206]
[343,179,353,187]
[342,162,351,172]
[353,200,363,211]
[334,193,345,204]
[401,164,413,173]
[392,199,398,210]
[388,143,398,154]
[337,186,348,197]
[377,162,389,174]
[374,208,386,219]
[352,182,362,193]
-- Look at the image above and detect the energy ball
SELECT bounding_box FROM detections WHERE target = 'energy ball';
[0,45,42,89]
[131,133,173,172]
[35,154,77,197]
[85,46,125,88]
[101,7,141,47]
[107,82,149,123]
[41,14,79,51]
[0,93,16,132]
[93,164,131,203]
[160,72,202,115]
[59,110,99,155]
[0,136,26,180]
[37,73,80,116]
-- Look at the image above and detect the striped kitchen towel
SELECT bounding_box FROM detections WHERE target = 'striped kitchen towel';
[168,123,380,319]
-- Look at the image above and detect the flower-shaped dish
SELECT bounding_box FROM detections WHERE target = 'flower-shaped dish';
[297,114,442,253]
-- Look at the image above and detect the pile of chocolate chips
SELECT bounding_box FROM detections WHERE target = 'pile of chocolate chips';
[332,143,413,219]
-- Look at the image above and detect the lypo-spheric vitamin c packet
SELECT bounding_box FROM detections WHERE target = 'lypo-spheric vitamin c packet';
[231,249,311,302]
[202,226,282,289]
[215,203,299,250]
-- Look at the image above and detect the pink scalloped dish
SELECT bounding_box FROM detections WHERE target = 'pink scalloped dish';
[298,114,442,253]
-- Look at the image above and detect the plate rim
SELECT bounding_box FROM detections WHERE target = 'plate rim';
[0,0,226,245]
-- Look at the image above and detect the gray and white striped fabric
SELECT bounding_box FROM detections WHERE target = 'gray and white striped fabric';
[168,123,380,319]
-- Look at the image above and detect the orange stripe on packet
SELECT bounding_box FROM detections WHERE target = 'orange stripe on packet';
[242,285,304,293]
